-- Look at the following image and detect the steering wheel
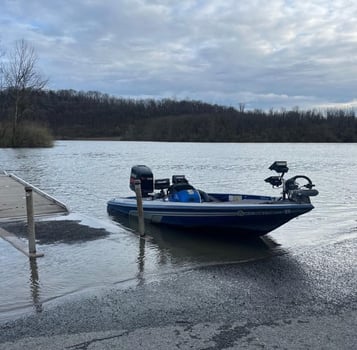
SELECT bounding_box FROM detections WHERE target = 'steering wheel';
[285,175,314,191]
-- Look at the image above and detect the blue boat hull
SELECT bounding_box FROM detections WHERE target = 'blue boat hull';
[107,193,313,236]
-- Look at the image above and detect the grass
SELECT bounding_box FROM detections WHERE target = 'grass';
[0,122,54,148]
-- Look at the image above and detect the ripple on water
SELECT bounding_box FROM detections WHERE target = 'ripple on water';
[1,141,356,319]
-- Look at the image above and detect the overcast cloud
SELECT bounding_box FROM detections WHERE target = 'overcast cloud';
[1,0,357,110]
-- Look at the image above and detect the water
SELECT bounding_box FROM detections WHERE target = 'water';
[1,141,357,319]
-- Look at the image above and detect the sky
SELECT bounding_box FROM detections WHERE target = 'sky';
[1,0,357,110]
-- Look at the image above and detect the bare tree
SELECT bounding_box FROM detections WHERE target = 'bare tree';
[238,102,245,113]
[0,41,5,89]
[1,39,48,145]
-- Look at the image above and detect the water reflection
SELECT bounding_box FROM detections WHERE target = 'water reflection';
[29,257,43,313]
[111,214,283,266]
[136,237,146,286]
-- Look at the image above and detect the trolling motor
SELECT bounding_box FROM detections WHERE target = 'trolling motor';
[265,161,318,203]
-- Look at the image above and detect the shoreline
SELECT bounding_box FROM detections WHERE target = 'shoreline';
[1,235,356,349]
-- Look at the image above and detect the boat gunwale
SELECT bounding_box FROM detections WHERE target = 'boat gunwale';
[107,196,314,212]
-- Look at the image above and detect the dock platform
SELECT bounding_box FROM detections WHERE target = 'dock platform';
[0,172,68,221]
[0,172,69,257]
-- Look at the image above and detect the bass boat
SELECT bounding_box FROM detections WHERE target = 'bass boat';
[107,161,318,237]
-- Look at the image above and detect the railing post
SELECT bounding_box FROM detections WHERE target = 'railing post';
[134,179,145,236]
[25,186,37,256]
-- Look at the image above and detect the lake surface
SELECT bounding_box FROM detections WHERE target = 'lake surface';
[1,141,357,319]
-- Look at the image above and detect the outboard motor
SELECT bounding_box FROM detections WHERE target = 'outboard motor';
[129,165,154,197]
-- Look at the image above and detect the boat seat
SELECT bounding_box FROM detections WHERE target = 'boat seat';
[168,183,195,193]
[168,183,201,203]
[198,190,221,202]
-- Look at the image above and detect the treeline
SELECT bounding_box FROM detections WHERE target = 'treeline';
[1,89,356,142]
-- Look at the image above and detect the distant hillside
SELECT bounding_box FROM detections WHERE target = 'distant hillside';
[1,89,356,142]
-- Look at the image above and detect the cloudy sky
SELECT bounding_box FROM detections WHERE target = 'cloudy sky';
[1,0,357,110]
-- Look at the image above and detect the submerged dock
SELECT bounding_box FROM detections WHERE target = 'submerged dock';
[0,172,68,221]
[0,172,69,257]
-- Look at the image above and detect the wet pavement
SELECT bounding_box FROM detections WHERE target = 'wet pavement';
[1,230,356,349]
[0,214,285,320]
